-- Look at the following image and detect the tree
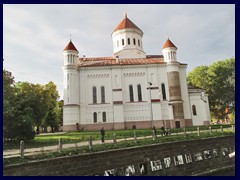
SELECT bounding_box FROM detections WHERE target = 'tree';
[42,81,60,132]
[3,70,15,128]
[3,70,35,141]
[187,58,235,121]
[15,82,50,129]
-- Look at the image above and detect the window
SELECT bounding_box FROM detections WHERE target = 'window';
[128,38,130,45]
[192,105,197,116]
[129,85,134,102]
[161,84,167,100]
[93,87,97,103]
[133,38,136,45]
[137,84,142,101]
[101,86,105,103]
[122,39,125,46]
[138,39,140,46]
[102,112,106,122]
[93,112,97,123]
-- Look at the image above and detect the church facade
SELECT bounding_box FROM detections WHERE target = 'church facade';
[62,15,211,131]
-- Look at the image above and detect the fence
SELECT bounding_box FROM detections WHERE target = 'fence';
[4,125,235,159]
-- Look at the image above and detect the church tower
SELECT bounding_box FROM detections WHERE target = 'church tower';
[62,40,80,131]
[162,38,184,127]
[112,14,146,59]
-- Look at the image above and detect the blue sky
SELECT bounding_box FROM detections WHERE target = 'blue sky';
[3,4,235,99]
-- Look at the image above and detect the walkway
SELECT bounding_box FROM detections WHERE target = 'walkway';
[3,135,151,158]
[4,128,229,159]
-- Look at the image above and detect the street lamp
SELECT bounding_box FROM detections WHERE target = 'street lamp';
[147,82,153,128]
[200,91,207,103]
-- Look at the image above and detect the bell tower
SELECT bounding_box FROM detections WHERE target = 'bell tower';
[62,39,80,131]
[162,38,184,126]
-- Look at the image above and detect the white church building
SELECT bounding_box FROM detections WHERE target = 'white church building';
[62,14,211,131]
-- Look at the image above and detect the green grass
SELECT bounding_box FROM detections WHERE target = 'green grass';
[3,131,235,166]
[4,125,234,150]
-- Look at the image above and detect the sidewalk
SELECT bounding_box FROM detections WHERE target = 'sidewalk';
[3,136,150,158]
[3,129,225,159]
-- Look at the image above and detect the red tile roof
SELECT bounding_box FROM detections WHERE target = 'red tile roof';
[63,40,78,52]
[78,56,165,67]
[113,15,142,33]
[163,38,177,49]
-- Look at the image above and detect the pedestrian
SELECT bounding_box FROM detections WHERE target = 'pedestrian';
[36,128,40,136]
[160,125,165,136]
[153,126,157,138]
[100,127,105,143]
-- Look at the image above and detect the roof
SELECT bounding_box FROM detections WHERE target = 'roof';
[113,14,143,34]
[63,40,78,52]
[163,38,177,49]
[78,56,165,67]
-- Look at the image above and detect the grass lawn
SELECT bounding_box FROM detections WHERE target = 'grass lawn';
[4,124,234,150]
[3,131,235,166]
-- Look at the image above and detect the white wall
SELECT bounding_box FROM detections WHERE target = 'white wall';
[189,93,211,125]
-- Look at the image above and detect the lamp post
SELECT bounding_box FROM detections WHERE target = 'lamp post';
[200,91,207,103]
[147,82,153,128]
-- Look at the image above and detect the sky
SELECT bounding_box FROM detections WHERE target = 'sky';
[3,4,235,99]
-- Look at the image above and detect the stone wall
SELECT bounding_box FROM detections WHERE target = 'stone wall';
[4,136,235,176]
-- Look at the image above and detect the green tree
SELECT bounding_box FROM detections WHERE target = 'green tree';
[42,81,60,132]
[187,58,235,121]
[15,82,50,129]
[3,70,35,141]
[187,65,209,90]
[3,70,15,129]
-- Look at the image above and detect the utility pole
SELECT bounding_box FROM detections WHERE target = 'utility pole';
[147,82,153,128]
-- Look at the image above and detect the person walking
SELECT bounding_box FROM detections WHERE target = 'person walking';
[100,127,105,143]
[160,125,165,136]
[153,126,157,138]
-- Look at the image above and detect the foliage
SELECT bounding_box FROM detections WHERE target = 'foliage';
[3,70,15,138]
[3,71,36,141]
[3,69,61,142]
[42,82,60,132]
[187,58,235,121]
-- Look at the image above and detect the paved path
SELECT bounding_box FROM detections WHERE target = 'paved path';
[3,129,227,159]
[3,136,151,158]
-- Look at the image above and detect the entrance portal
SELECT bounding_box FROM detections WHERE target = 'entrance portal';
[175,121,180,128]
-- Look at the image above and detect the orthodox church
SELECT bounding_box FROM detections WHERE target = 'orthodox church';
[62,14,211,131]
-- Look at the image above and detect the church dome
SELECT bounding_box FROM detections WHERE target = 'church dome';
[113,13,143,34]
[63,40,79,52]
[163,38,177,49]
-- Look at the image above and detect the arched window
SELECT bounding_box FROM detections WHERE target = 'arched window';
[192,105,197,116]
[128,38,130,45]
[137,84,142,101]
[101,86,105,103]
[133,38,136,45]
[102,112,106,122]
[138,39,140,46]
[129,85,134,102]
[93,86,97,103]
[161,84,166,100]
[93,112,97,123]
[122,39,125,46]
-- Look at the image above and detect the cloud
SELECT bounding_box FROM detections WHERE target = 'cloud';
[3,4,235,99]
